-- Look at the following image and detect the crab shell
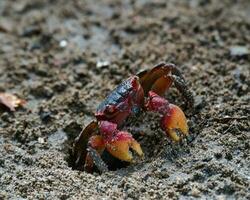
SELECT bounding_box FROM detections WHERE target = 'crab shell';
[95,76,144,127]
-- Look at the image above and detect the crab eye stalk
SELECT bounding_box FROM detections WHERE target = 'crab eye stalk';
[102,105,119,119]
[105,105,116,114]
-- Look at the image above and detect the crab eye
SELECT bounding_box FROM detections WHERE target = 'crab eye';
[105,105,116,114]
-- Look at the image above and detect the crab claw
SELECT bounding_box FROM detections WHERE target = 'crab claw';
[99,121,143,162]
[162,104,188,142]
[105,131,143,162]
[146,91,188,142]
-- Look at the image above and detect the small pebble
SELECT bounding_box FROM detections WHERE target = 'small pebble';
[230,46,249,57]
[38,137,45,144]
[59,40,68,48]
[191,187,201,197]
[96,61,110,68]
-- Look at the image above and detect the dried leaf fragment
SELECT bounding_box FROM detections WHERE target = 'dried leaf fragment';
[0,93,26,111]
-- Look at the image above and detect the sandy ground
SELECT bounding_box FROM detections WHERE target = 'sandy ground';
[0,0,249,199]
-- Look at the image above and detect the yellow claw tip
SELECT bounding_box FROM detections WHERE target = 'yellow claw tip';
[163,104,189,142]
[131,140,144,157]
[105,132,144,162]
[106,140,133,162]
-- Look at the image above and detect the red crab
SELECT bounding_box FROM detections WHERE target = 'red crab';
[72,63,193,172]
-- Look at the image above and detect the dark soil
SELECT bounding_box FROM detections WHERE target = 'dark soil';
[0,0,249,199]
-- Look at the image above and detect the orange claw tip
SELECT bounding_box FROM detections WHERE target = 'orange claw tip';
[162,104,188,142]
[105,131,143,162]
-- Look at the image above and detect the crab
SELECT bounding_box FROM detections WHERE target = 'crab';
[71,62,193,172]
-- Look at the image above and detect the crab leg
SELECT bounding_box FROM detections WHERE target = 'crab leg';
[85,135,107,172]
[145,91,188,142]
[137,62,174,95]
[74,128,107,173]
[72,121,110,172]
[86,147,108,172]
[72,121,98,170]
[151,75,173,96]
[137,62,194,107]
[171,74,194,108]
